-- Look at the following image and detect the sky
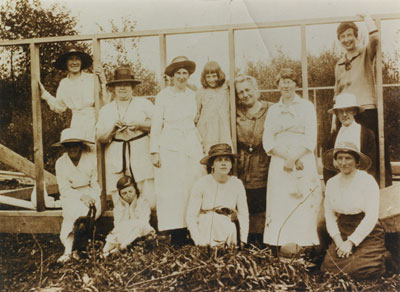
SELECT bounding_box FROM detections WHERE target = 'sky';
[42,0,400,87]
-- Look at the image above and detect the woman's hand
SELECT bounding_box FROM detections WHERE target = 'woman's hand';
[95,66,107,85]
[151,153,161,168]
[283,157,296,172]
[80,194,95,208]
[336,239,354,258]
[295,159,304,171]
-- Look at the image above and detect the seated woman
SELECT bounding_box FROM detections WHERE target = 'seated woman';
[53,128,101,263]
[321,141,387,279]
[103,176,155,256]
[186,143,249,247]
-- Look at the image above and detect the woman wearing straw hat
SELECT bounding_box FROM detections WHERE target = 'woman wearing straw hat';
[186,143,249,247]
[262,68,322,249]
[323,92,376,183]
[39,44,108,141]
[150,56,205,245]
[321,141,387,279]
[53,128,101,263]
[96,67,156,213]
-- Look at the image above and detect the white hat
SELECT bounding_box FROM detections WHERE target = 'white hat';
[52,128,94,147]
[328,93,364,114]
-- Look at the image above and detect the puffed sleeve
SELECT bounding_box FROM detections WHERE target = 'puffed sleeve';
[186,177,205,245]
[42,79,68,113]
[55,156,83,200]
[348,174,379,246]
[262,104,277,155]
[301,100,317,153]
[324,179,341,239]
[235,178,249,243]
[149,90,165,153]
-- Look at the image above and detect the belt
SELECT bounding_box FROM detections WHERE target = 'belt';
[112,132,148,196]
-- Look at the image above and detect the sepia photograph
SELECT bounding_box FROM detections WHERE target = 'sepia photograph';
[0,0,399,290]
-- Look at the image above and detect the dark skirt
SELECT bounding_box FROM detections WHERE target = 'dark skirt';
[321,212,387,280]
[246,187,266,234]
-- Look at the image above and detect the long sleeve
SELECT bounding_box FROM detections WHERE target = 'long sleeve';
[96,104,117,143]
[149,91,165,153]
[42,85,68,113]
[87,157,101,200]
[194,90,202,124]
[55,156,84,200]
[302,101,317,152]
[324,180,341,239]
[262,105,277,154]
[186,178,204,245]
[348,177,379,246]
[235,179,249,243]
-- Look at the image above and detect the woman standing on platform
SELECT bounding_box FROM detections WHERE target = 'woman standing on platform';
[235,75,272,243]
[150,56,205,245]
[39,44,108,141]
[96,67,156,215]
[262,68,322,249]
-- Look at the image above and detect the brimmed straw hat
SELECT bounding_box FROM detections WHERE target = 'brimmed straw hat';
[106,67,141,87]
[164,56,196,77]
[54,45,93,71]
[52,128,94,147]
[322,141,371,171]
[328,93,364,114]
[200,143,238,165]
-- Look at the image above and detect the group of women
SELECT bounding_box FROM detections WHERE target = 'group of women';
[40,14,390,280]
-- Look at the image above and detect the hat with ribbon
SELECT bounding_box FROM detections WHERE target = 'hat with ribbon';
[200,143,238,165]
[54,44,93,71]
[328,93,364,114]
[164,56,196,77]
[322,141,371,171]
[106,67,141,87]
[52,128,95,147]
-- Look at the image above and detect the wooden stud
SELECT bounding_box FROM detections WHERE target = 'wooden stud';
[301,24,309,100]
[228,29,237,154]
[30,43,45,212]
[159,34,167,89]
[92,38,107,213]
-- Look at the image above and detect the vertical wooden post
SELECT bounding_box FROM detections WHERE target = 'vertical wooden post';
[92,37,107,212]
[228,29,237,154]
[30,42,45,212]
[301,24,309,100]
[375,18,386,188]
[159,34,167,89]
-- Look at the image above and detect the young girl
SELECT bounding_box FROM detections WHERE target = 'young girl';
[195,61,232,153]
[103,176,155,255]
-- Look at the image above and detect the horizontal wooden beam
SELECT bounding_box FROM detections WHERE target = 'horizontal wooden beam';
[0,144,57,185]
[0,195,35,209]
[0,13,399,46]
[0,184,59,201]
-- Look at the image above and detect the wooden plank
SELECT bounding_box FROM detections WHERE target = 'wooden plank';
[92,38,107,213]
[0,144,57,185]
[0,195,35,209]
[1,13,399,46]
[30,43,45,211]
[159,34,167,89]
[375,19,386,188]
[300,24,309,100]
[228,29,237,154]
[0,184,59,200]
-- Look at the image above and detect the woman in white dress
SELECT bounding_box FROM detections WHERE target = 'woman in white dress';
[39,45,108,140]
[53,128,101,263]
[96,67,156,211]
[150,56,205,245]
[186,144,249,247]
[262,68,322,249]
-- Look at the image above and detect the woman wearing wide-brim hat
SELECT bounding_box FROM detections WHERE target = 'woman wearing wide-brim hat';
[320,141,388,279]
[96,67,156,213]
[186,143,249,247]
[53,128,101,263]
[38,44,109,141]
[150,56,205,245]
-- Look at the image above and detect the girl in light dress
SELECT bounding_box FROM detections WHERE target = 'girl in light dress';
[195,61,232,153]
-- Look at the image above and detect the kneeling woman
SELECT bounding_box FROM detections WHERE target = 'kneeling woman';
[54,128,101,263]
[103,176,155,255]
[186,144,249,246]
[321,142,387,279]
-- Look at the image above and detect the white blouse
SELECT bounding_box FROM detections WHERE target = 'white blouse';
[335,121,361,150]
[324,170,379,246]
